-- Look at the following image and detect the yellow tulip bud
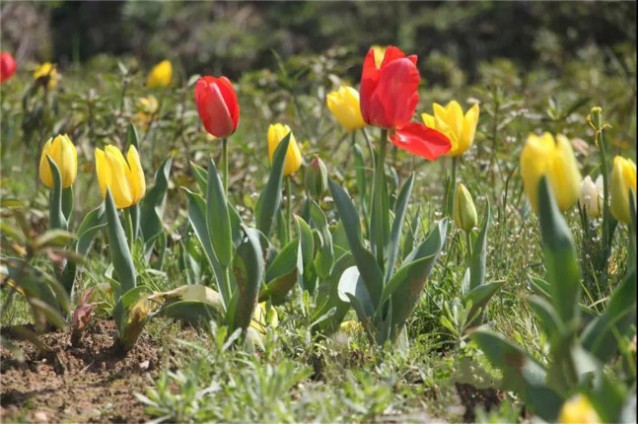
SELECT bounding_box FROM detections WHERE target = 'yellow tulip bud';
[33,62,59,89]
[326,86,366,132]
[39,134,78,188]
[579,175,604,219]
[454,183,478,232]
[520,133,581,213]
[146,60,172,88]
[558,395,600,424]
[610,156,637,224]
[267,123,303,176]
[421,101,479,157]
[95,145,146,209]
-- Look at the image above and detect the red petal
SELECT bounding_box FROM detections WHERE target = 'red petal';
[360,48,380,124]
[390,123,451,160]
[368,58,420,128]
[194,77,235,138]
[381,46,407,66]
[216,76,240,130]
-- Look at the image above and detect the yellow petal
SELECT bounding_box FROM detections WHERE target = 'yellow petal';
[95,148,109,199]
[549,135,581,211]
[610,156,637,224]
[147,60,173,88]
[104,145,134,208]
[326,86,365,132]
[39,138,54,188]
[421,113,436,129]
[126,145,146,205]
[59,135,77,188]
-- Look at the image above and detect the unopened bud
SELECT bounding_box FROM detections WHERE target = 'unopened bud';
[304,155,328,199]
[453,183,478,232]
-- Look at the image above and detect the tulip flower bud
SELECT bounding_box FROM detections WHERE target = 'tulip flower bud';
[95,145,146,209]
[194,76,240,138]
[146,60,172,88]
[39,134,78,188]
[326,87,366,132]
[33,62,59,89]
[268,123,303,176]
[304,155,328,199]
[558,395,600,424]
[453,183,478,232]
[579,175,604,219]
[0,52,16,83]
[610,156,637,224]
[520,133,581,213]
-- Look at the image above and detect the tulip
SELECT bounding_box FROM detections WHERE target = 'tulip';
[453,183,478,232]
[268,123,302,176]
[39,134,78,188]
[146,60,172,88]
[609,156,637,224]
[326,86,366,132]
[132,95,159,130]
[520,133,581,213]
[558,395,600,424]
[0,52,16,83]
[194,76,240,138]
[95,145,146,209]
[33,62,59,89]
[304,155,328,198]
[579,175,604,219]
[421,101,480,157]
[359,45,451,160]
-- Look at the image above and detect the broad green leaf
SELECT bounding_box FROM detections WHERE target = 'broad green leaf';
[329,179,383,307]
[155,285,224,326]
[206,158,232,268]
[62,186,73,223]
[312,253,355,334]
[127,122,140,150]
[463,281,503,326]
[140,157,172,248]
[527,295,566,345]
[385,174,414,282]
[472,329,563,422]
[76,204,106,256]
[191,161,208,194]
[46,156,67,231]
[104,190,136,294]
[255,133,291,237]
[537,176,581,326]
[309,200,333,279]
[295,215,315,292]
[259,238,298,305]
[33,229,75,250]
[469,201,490,290]
[113,286,151,351]
[229,226,264,332]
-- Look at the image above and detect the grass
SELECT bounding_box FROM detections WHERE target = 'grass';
[1,39,636,423]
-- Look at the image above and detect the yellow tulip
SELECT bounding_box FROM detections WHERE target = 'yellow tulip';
[610,156,637,224]
[146,60,172,88]
[95,145,146,209]
[453,183,478,232]
[267,123,303,176]
[326,86,366,132]
[422,101,479,157]
[558,395,600,424]
[520,133,581,213]
[33,62,59,89]
[250,302,279,334]
[39,134,77,188]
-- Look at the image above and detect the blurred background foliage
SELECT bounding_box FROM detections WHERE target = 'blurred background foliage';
[2,1,636,83]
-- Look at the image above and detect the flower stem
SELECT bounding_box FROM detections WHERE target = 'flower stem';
[465,230,473,269]
[286,176,293,244]
[446,156,458,217]
[371,129,389,269]
[222,137,229,197]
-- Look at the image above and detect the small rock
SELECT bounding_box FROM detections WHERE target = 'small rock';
[34,411,48,422]
[139,360,150,370]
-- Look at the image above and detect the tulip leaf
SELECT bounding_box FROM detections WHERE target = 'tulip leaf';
[353,143,368,227]
[62,187,73,223]
[537,176,581,326]
[229,226,264,333]
[471,329,563,422]
[259,238,298,305]
[338,266,375,330]
[127,122,140,150]
[191,161,208,194]
[185,189,227,307]
[255,133,291,237]
[385,173,414,282]
[308,200,333,279]
[113,286,151,351]
[76,203,106,256]
[312,253,355,334]
[527,295,566,345]
[329,179,383,307]
[46,156,67,231]
[104,189,137,294]
[206,158,233,268]
[469,200,490,290]
[140,157,172,250]
[462,281,503,326]
[581,267,636,362]
[295,215,315,293]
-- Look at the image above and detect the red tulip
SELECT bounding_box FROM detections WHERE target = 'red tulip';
[359,46,450,160]
[194,76,239,138]
[0,52,16,83]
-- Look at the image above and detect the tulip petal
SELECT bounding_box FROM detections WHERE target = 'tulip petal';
[39,138,54,188]
[126,145,146,204]
[95,148,109,199]
[216,76,240,130]
[360,48,381,124]
[367,58,420,128]
[104,145,134,209]
[195,77,236,138]
[390,123,451,160]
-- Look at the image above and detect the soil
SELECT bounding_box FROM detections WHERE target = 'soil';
[455,382,505,422]
[1,319,160,423]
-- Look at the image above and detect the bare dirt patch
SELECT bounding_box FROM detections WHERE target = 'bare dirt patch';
[1,319,159,423]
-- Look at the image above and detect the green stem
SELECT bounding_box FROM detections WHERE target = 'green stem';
[124,207,134,251]
[371,129,389,268]
[465,230,473,269]
[446,157,459,217]
[222,137,229,197]
[598,128,611,254]
[285,176,293,245]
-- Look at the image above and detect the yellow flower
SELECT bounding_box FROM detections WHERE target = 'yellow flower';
[340,319,363,335]
[33,62,59,89]
[421,101,479,156]
[558,395,600,424]
[371,45,387,67]
[39,134,77,188]
[268,123,303,176]
[453,183,478,232]
[146,60,172,88]
[131,96,159,130]
[610,156,637,224]
[95,145,146,209]
[250,302,279,334]
[326,86,366,132]
[520,133,581,213]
